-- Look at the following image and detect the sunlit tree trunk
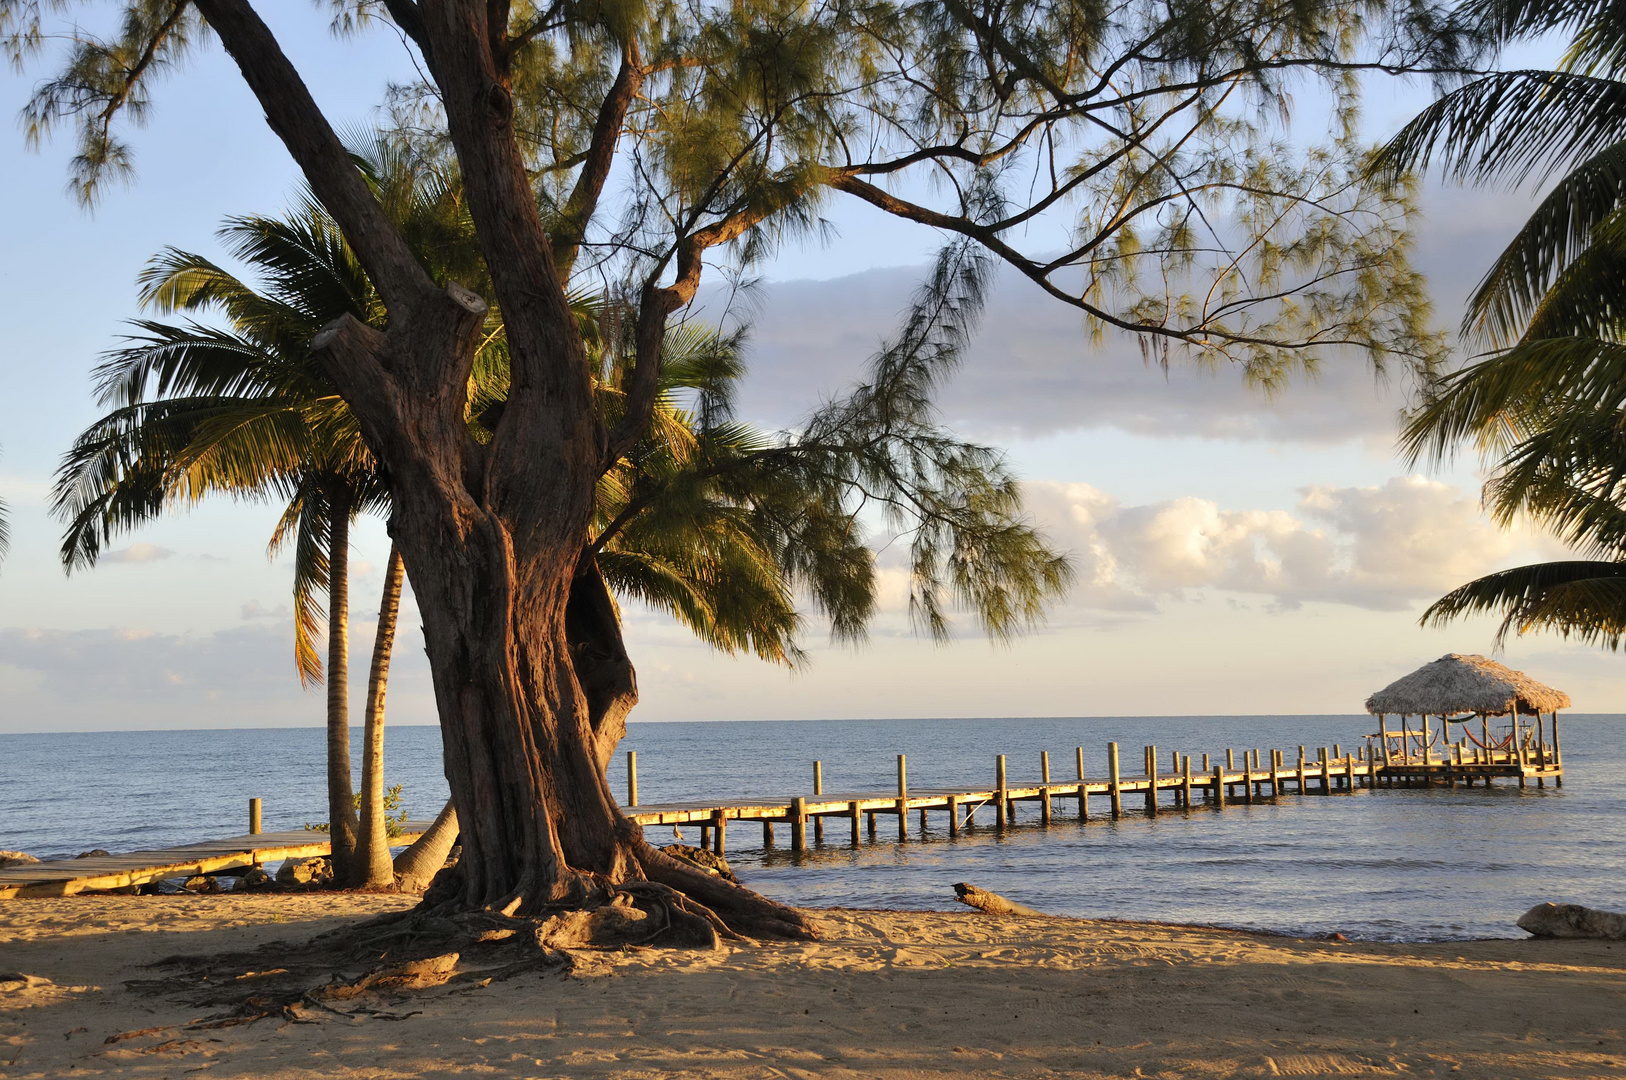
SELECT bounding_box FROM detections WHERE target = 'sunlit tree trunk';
[325,489,360,881]
[354,543,405,888]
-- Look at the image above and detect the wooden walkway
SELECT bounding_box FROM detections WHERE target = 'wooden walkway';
[0,822,433,899]
[0,730,1564,896]
[623,738,1564,855]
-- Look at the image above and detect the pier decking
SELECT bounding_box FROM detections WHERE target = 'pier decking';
[624,738,1564,855]
[0,730,1563,897]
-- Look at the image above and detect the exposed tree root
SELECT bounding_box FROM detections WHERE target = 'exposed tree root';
[123,860,815,1036]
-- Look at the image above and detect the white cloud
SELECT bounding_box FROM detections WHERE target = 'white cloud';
[1024,476,1548,616]
[101,543,174,564]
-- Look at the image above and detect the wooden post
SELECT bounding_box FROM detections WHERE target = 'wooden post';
[1226,748,1236,797]
[1344,754,1354,792]
[699,823,710,848]
[1108,743,1122,819]
[1553,711,1563,786]
[1077,747,1089,821]
[1535,714,1547,768]
[1213,764,1225,809]
[1319,748,1331,795]
[249,797,262,836]
[791,797,807,852]
[763,820,775,846]
[897,754,908,841]
[814,761,824,844]
[1334,743,1342,761]
[1296,746,1306,794]
[947,794,959,837]
[996,754,1008,829]
[849,801,861,846]
[1182,755,1192,807]
[627,750,638,808]
[1040,751,1052,825]
[1242,751,1253,804]
[1145,745,1158,815]
[867,811,877,838]
[711,812,727,856]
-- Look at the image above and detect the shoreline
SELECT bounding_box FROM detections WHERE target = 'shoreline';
[4,894,1624,1078]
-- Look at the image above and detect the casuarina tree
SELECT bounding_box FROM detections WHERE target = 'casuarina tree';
[8,0,1461,935]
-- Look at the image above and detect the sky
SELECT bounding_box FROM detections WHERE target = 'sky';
[0,15,1617,734]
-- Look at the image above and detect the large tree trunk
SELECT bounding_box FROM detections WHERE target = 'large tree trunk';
[353,543,405,888]
[325,494,360,881]
[199,0,812,940]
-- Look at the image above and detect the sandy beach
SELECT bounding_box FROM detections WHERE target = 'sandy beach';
[2,895,1623,1078]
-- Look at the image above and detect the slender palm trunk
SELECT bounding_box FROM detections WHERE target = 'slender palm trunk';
[326,493,360,880]
[354,543,405,888]
[394,800,458,892]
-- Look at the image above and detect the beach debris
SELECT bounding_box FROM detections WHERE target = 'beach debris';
[952,883,1047,918]
[0,851,38,869]
[182,875,222,894]
[276,857,332,887]
[0,973,52,993]
[664,844,736,882]
[232,868,275,892]
[1518,902,1626,940]
[74,849,111,859]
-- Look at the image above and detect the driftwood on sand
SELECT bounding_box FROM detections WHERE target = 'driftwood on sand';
[1518,902,1626,940]
[952,883,1046,918]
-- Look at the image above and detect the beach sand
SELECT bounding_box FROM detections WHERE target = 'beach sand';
[2,894,1624,1078]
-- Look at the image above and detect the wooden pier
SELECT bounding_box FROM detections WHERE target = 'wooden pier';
[0,718,1564,896]
[622,729,1563,857]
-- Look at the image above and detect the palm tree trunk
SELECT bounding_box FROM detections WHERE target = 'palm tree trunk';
[394,800,458,892]
[353,543,404,887]
[325,491,360,880]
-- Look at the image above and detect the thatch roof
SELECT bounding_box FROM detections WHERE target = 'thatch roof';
[1365,654,1571,717]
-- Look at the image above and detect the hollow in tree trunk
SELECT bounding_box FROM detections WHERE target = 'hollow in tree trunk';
[353,543,405,888]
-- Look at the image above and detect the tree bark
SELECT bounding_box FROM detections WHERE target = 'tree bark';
[354,543,406,888]
[325,490,360,881]
[199,0,814,940]
[394,800,459,893]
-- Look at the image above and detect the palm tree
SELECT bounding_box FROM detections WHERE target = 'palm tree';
[1376,0,1626,646]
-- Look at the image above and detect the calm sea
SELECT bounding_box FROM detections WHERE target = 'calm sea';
[2,716,1621,942]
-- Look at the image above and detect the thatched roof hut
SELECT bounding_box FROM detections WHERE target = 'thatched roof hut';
[1365,654,1571,717]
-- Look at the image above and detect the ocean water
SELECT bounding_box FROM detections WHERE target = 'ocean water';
[2,715,1621,941]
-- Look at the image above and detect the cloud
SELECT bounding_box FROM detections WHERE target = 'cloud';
[240,601,292,621]
[721,186,1530,446]
[1023,475,1548,616]
[101,543,174,564]
[0,625,303,703]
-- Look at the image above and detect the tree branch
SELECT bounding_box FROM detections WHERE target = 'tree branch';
[554,46,644,279]
[192,0,439,315]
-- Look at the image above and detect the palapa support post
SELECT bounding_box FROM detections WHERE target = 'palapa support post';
[850,800,861,846]
[814,761,824,844]
[897,754,908,841]
[1554,711,1563,785]
[1108,743,1122,819]
[1213,764,1226,809]
[947,794,959,837]
[791,797,807,852]
[1145,745,1159,816]
[996,754,1008,829]
[1077,747,1089,821]
[1040,751,1052,825]
[627,750,638,808]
